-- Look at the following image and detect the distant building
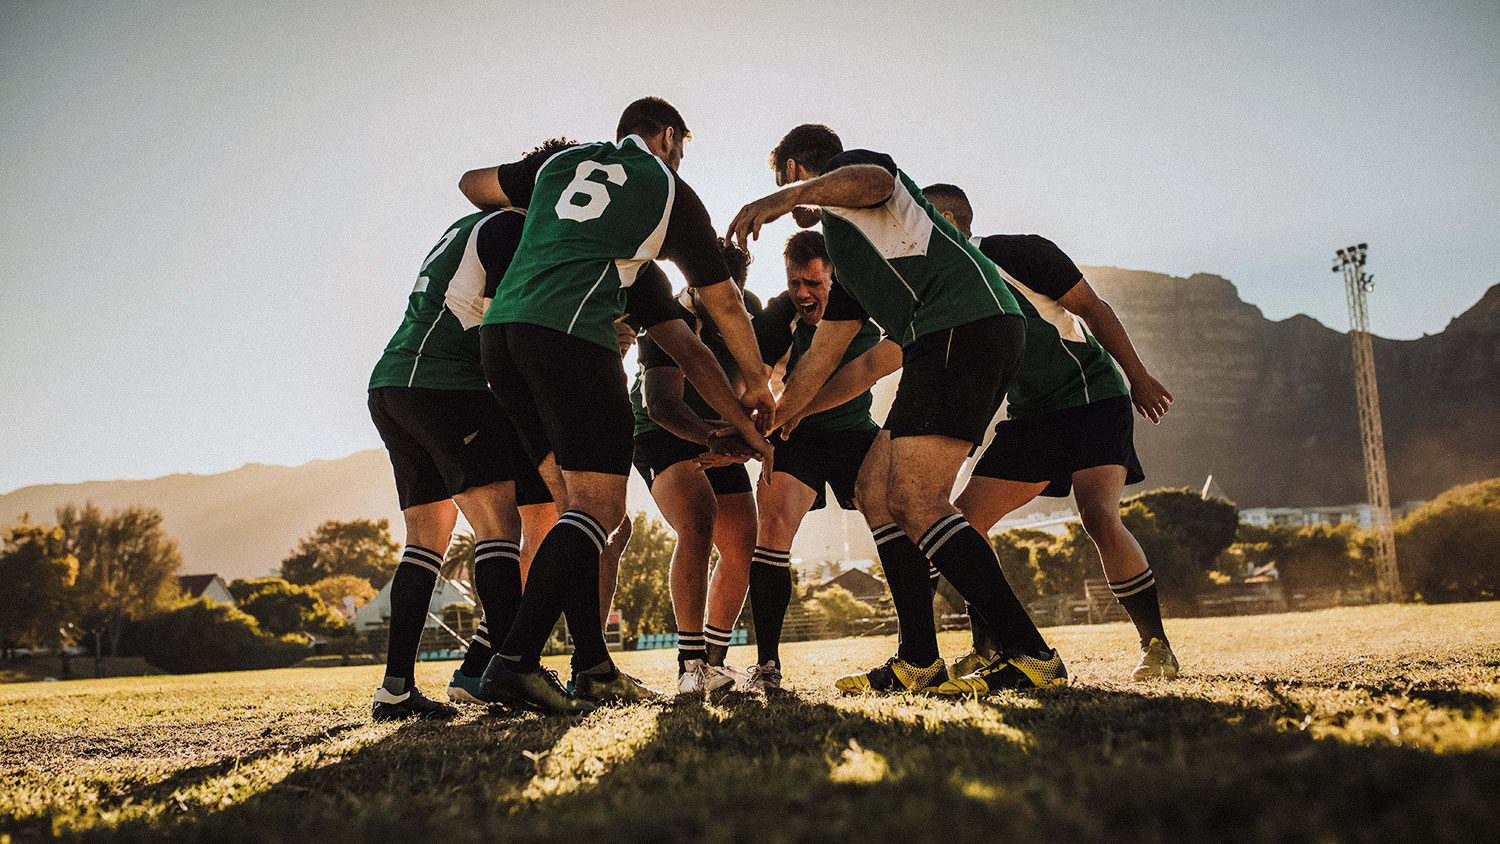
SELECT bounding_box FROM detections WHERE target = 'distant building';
[1240,500,1425,530]
[352,576,475,633]
[178,574,235,606]
[810,568,887,605]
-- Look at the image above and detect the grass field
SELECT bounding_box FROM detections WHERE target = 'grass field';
[3,603,1498,844]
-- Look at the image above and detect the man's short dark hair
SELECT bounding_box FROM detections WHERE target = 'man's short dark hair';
[921,183,973,233]
[617,97,689,141]
[722,242,752,285]
[784,230,830,268]
[770,124,843,176]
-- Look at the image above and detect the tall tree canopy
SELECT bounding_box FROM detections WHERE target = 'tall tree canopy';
[280,518,400,590]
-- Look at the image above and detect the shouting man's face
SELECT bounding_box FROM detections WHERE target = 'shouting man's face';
[786,257,833,325]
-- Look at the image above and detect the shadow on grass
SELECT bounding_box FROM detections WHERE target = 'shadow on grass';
[38,684,1500,844]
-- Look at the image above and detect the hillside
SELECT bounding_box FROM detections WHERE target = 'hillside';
[4,274,1497,581]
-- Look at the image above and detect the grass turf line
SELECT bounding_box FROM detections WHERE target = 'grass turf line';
[1,602,1497,843]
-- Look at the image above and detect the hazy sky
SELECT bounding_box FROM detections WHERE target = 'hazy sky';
[2,0,1497,492]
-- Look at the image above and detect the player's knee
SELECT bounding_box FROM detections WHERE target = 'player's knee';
[1077,501,1123,537]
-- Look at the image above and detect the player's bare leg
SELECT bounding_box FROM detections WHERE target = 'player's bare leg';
[1073,464,1176,678]
[650,460,718,680]
[703,490,756,682]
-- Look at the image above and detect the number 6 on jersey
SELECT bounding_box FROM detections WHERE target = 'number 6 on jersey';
[555,161,627,222]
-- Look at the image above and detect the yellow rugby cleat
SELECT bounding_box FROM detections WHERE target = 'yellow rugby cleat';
[1130,638,1180,681]
[936,649,1069,698]
[950,648,990,680]
[835,655,948,694]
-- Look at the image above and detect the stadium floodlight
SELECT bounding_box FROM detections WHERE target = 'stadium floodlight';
[1332,242,1400,601]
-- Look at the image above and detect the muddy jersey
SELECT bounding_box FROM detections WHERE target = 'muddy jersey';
[482,135,729,352]
[815,150,1020,347]
[370,209,525,391]
[974,234,1129,418]
[755,290,882,432]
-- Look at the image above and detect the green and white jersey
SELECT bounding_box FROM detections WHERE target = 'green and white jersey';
[755,291,881,433]
[483,135,730,353]
[816,150,1020,347]
[370,209,525,391]
[974,234,1129,418]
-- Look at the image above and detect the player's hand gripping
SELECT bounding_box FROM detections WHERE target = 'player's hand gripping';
[1131,374,1174,424]
[726,193,797,251]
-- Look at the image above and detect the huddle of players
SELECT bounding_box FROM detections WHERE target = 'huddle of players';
[367,97,1177,720]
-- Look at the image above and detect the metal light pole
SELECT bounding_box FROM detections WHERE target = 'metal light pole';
[1332,243,1400,601]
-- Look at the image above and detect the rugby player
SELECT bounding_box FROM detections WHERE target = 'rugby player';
[920,183,1179,682]
[460,98,775,714]
[728,125,1065,696]
[735,231,895,693]
[631,244,760,694]
[367,184,563,721]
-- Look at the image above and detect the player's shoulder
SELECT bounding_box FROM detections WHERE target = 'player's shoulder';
[978,233,1069,262]
[822,148,898,176]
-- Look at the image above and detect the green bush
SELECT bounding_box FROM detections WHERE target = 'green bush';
[1396,478,1500,602]
[117,599,308,674]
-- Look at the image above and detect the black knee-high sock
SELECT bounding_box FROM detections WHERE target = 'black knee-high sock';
[919,514,1048,657]
[564,534,611,675]
[498,511,607,672]
[965,602,1000,656]
[459,539,521,677]
[677,631,707,669]
[872,524,939,665]
[1110,568,1168,647]
[748,547,791,667]
[705,625,734,666]
[383,544,443,692]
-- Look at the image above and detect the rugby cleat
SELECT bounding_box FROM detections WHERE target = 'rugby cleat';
[371,685,459,722]
[1131,638,1180,681]
[447,669,488,705]
[480,659,597,716]
[936,649,1069,697]
[744,660,783,694]
[950,648,990,680]
[573,666,661,704]
[703,663,744,693]
[677,659,708,695]
[834,655,948,694]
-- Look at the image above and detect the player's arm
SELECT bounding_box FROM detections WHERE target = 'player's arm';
[656,175,775,429]
[645,320,773,466]
[642,366,717,445]
[783,338,903,434]
[458,167,515,211]
[771,319,864,431]
[1058,280,1173,423]
[696,281,774,424]
[727,164,895,250]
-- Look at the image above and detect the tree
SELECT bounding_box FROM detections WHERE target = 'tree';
[116,599,307,674]
[1228,523,1374,595]
[0,518,79,648]
[310,574,378,616]
[802,586,877,637]
[229,577,346,636]
[1126,489,1239,572]
[988,528,1052,603]
[280,518,400,590]
[612,512,675,639]
[57,502,183,659]
[443,529,475,581]
[1395,477,1500,602]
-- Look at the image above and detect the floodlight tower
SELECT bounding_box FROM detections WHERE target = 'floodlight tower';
[1332,243,1400,601]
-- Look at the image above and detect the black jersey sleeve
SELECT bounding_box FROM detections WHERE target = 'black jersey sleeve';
[474,210,527,298]
[493,142,580,210]
[823,274,870,322]
[978,234,1084,301]
[659,175,732,288]
[821,149,898,177]
[624,262,683,330]
[755,292,798,365]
